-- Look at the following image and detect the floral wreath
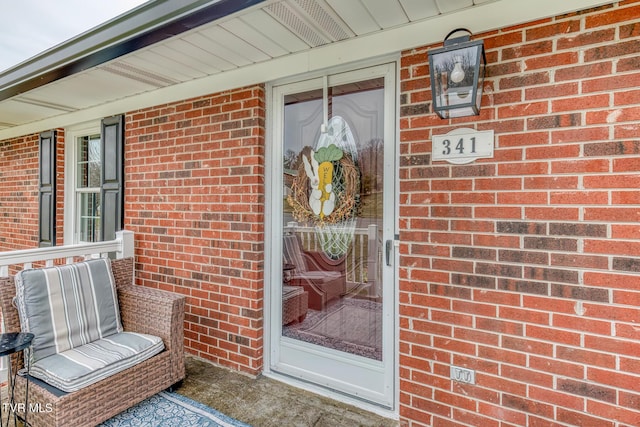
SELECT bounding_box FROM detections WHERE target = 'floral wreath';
[287,144,360,227]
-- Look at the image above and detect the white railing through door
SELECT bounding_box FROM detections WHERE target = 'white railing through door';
[284,222,382,299]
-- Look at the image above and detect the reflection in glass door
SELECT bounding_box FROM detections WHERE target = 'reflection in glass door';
[268,63,396,408]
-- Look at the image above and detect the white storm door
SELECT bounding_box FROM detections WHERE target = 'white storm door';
[267,62,397,409]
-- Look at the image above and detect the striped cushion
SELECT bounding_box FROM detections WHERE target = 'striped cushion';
[15,259,123,363]
[29,332,164,392]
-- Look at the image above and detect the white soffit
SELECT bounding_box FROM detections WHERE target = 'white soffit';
[0,0,614,140]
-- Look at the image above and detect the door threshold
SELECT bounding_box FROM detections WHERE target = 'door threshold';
[264,369,398,421]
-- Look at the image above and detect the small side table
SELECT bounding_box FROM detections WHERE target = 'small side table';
[0,332,34,427]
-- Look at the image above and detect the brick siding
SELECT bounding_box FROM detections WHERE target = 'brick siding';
[1,1,639,425]
[398,1,640,425]
[0,131,64,252]
[125,86,266,374]
[0,135,39,251]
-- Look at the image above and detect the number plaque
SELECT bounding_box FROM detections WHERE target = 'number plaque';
[432,128,494,164]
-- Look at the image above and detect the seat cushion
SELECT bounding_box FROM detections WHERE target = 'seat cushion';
[28,332,164,392]
[14,258,123,363]
[282,285,304,300]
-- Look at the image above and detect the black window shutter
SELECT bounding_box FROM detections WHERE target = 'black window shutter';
[38,130,57,247]
[100,115,125,241]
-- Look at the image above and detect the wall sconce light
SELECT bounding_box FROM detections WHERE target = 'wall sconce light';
[428,28,486,119]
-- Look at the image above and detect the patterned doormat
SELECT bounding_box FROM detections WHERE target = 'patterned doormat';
[283,298,382,360]
[100,391,252,427]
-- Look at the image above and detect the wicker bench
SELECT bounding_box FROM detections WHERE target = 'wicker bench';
[0,257,185,427]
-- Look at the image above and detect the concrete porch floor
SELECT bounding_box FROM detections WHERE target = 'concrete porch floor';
[176,355,399,427]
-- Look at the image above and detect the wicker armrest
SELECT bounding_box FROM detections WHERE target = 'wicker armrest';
[117,285,185,352]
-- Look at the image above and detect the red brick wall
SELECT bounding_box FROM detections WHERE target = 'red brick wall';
[0,131,65,252]
[399,2,640,426]
[0,135,39,252]
[125,86,265,374]
[2,1,639,424]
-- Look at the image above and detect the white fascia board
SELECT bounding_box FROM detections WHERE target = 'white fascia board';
[0,0,613,141]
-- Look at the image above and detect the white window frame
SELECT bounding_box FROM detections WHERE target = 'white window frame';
[64,122,102,245]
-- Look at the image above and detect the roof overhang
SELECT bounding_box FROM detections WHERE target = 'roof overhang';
[0,0,613,141]
[0,0,265,102]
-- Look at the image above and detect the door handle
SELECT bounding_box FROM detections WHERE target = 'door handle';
[386,235,399,266]
[385,240,392,266]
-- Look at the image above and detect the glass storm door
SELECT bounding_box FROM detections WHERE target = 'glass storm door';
[267,63,396,408]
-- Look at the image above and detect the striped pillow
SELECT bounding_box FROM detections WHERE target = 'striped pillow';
[15,259,123,363]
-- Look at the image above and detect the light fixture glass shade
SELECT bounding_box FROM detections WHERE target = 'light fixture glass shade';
[428,34,486,119]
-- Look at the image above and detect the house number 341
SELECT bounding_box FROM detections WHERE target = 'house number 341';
[441,137,477,156]
[432,128,494,165]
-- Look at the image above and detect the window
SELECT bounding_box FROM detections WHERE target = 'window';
[63,115,124,244]
[75,134,102,242]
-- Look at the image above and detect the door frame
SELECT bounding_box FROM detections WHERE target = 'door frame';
[263,58,400,415]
